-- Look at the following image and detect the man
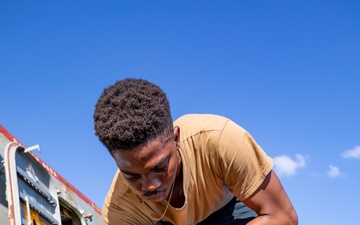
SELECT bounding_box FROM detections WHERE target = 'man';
[94,78,298,225]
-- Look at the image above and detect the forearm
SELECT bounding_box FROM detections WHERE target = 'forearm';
[246,213,298,225]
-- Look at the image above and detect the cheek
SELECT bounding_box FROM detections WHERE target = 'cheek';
[159,173,172,186]
[128,181,142,192]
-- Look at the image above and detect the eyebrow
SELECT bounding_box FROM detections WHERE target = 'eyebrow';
[120,155,170,176]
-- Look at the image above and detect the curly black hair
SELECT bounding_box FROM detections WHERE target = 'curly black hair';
[93,78,174,153]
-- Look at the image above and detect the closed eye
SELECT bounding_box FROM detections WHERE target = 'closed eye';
[120,169,141,181]
[124,174,141,181]
[152,157,170,173]
[153,164,168,173]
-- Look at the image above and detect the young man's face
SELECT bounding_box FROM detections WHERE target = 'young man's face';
[112,129,180,202]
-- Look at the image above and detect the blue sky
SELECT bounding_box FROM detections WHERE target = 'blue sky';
[1,1,359,224]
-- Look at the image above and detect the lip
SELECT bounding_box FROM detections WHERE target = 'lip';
[145,191,166,202]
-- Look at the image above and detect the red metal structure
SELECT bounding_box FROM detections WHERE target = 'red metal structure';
[0,125,102,225]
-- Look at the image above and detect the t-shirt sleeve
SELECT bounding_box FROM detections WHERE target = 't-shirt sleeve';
[102,171,154,225]
[217,119,273,201]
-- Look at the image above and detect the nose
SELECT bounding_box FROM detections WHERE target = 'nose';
[141,174,161,192]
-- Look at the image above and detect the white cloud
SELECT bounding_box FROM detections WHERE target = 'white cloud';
[327,165,341,178]
[273,154,306,176]
[341,146,360,159]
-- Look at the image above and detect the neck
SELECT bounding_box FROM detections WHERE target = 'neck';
[169,160,185,208]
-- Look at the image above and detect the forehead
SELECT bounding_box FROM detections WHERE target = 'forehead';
[113,136,173,170]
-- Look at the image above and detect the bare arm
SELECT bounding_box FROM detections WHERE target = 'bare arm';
[242,170,298,225]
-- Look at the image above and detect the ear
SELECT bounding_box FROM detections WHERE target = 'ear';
[173,126,180,147]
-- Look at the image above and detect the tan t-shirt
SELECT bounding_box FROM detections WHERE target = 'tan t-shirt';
[102,114,273,225]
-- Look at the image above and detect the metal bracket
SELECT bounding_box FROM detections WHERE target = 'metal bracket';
[24,145,41,153]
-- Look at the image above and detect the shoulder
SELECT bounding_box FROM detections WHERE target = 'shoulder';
[174,114,248,141]
[174,114,232,131]
[174,114,249,148]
